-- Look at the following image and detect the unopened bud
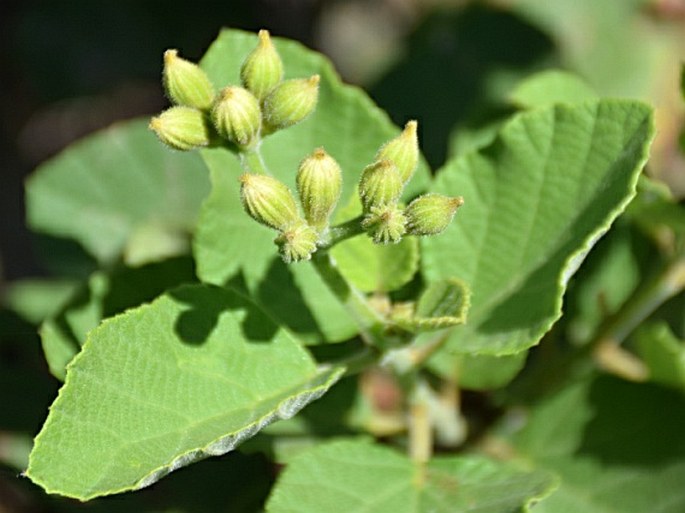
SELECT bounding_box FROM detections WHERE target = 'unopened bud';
[361,205,407,244]
[359,160,404,211]
[240,29,284,101]
[376,120,419,183]
[275,222,318,263]
[263,75,320,133]
[239,173,301,231]
[211,86,261,149]
[149,106,211,151]
[163,50,215,111]
[296,148,342,232]
[405,194,464,236]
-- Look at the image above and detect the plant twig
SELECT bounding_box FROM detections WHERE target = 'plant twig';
[591,256,685,377]
[311,251,388,348]
[592,256,685,346]
[239,147,270,175]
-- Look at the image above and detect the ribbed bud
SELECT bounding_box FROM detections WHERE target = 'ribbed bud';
[239,173,301,231]
[361,205,407,244]
[163,49,215,111]
[240,29,284,101]
[296,148,342,232]
[358,159,404,211]
[275,222,319,263]
[262,75,320,132]
[405,194,464,236]
[376,120,419,183]
[149,106,211,151]
[211,86,261,149]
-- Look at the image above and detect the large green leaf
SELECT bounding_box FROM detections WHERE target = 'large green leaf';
[422,100,653,355]
[332,236,419,294]
[40,256,197,381]
[26,119,210,264]
[511,374,685,513]
[265,439,556,513]
[509,70,597,109]
[26,284,344,500]
[193,29,430,342]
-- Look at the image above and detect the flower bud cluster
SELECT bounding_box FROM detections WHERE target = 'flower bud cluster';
[357,121,463,244]
[150,30,319,152]
[149,29,463,264]
[239,147,343,263]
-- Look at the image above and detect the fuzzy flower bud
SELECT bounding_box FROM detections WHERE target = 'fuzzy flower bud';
[239,173,301,231]
[362,205,407,244]
[211,86,261,149]
[376,120,419,183]
[359,159,404,212]
[405,194,464,236]
[163,49,215,111]
[262,75,320,133]
[149,106,211,151]
[296,148,342,232]
[275,222,319,263]
[240,29,284,101]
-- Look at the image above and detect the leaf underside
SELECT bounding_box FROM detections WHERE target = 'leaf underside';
[423,100,654,355]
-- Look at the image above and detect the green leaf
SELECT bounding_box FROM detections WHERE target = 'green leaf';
[40,256,197,381]
[635,322,685,392]
[332,236,419,293]
[193,29,431,342]
[509,70,597,109]
[393,278,471,332]
[428,352,528,390]
[422,100,654,355]
[26,284,344,500]
[3,279,78,325]
[265,439,557,513]
[511,374,685,513]
[26,119,209,264]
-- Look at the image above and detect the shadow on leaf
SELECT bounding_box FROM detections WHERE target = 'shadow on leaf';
[170,282,277,345]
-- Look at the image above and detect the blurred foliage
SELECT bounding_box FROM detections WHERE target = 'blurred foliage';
[2,0,685,511]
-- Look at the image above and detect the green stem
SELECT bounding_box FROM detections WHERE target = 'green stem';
[592,256,685,347]
[311,251,388,348]
[383,330,452,374]
[333,346,380,377]
[408,379,432,485]
[239,147,270,175]
[319,216,366,249]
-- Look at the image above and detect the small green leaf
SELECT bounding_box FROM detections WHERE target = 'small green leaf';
[635,322,685,392]
[509,70,597,109]
[193,29,430,343]
[3,279,78,325]
[511,374,685,513]
[423,100,654,355]
[394,278,471,332]
[26,119,209,264]
[265,439,557,513]
[27,284,344,500]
